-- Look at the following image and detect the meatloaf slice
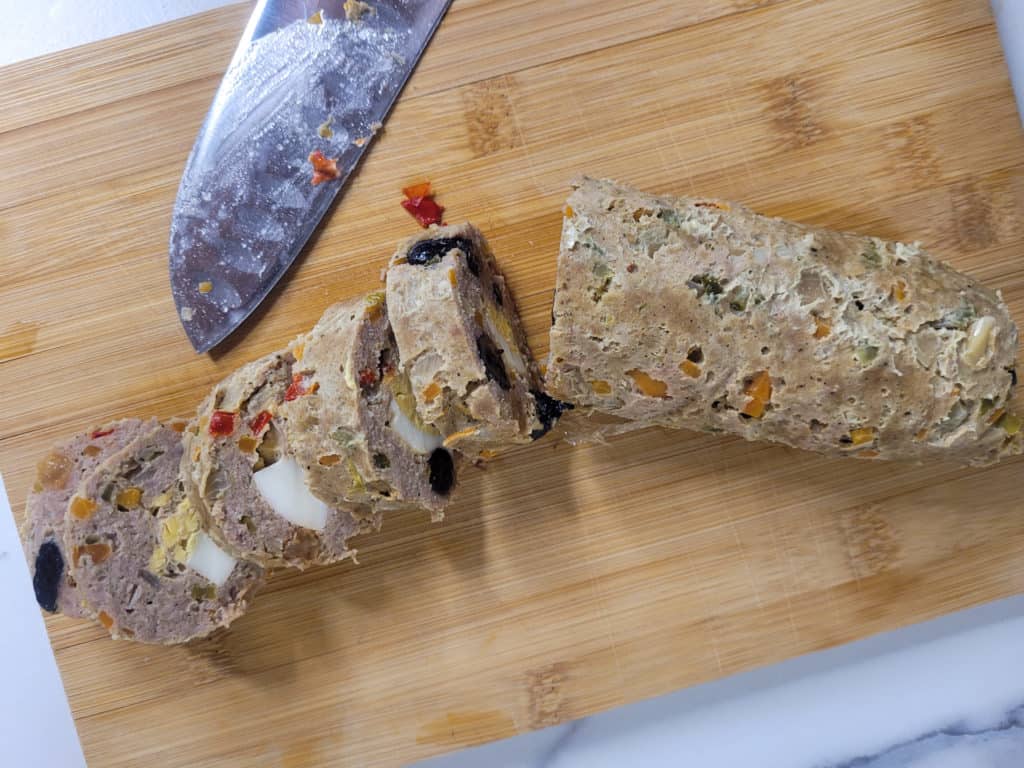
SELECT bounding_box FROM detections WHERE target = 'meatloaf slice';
[22,418,156,616]
[282,293,456,519]
[386,223,570,459]
[64,423,263,644]
[184,351,366,569]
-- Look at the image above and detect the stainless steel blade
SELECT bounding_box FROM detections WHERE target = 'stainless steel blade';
[170,0,451,352]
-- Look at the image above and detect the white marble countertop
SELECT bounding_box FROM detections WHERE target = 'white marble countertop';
[2,3,1023,767]
[416,597,1024,768]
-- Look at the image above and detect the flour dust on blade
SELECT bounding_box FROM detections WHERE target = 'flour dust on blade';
[169,0,452,353]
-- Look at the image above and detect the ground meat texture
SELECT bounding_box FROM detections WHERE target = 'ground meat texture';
[20,418,155,616]
[386,222,563,459]
[182,351,366,568]
[64,424,264,644]
[547,177,1021,466]
[281,294,454,519]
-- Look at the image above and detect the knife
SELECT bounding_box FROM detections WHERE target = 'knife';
[170,0,452,353]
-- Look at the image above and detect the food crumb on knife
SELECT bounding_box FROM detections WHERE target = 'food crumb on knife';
[309,150,340,185]
[344,0,374,22]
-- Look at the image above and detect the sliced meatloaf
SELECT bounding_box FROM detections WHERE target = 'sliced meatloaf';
[282,293,456,519]
[183,351,366,569]
[64,423,263,644]
[22,418,156,616]
[386,223,570,459]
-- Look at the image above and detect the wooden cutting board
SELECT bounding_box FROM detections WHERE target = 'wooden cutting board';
[2,1,1023,765]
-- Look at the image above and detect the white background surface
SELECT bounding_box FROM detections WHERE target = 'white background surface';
[420,598,1024,767]
[0,0,236,67]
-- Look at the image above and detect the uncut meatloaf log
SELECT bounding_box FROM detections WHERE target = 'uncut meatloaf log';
[22,418,156,616]
[281,293,456,519]
[547,177,1021,466]
[386,224,569,459]
[64,423,263,644]
[183,351,366,569]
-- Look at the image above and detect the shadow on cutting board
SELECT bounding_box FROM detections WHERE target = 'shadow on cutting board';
[182,418,1023,694]
[184,440,583,686]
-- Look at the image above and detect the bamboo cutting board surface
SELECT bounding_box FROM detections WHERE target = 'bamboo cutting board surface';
[2,1,1024,765]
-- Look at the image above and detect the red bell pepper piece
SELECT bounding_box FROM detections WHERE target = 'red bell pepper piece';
[209,411,236,436]
[249,410,273,434]
[285,373,316,402]
[401,195,444,228]
[402,181,432,199]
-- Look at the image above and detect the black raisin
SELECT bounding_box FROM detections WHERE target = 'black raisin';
[407,237,474,268]
[33,540,64,613]
[492,283,504,307]
[686,346,704,364]
[854,300,865,311]
[377,347,393,380]
[372,452,390,469]
[428,448,455,495]
[476,334,511,390]
[530,390,574,440]
[1009,367,1018,387]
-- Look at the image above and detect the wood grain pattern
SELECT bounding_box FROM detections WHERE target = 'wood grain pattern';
[1,1,1023,765]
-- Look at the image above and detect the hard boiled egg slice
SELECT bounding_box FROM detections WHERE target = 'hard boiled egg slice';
[253,455,330,531]
[186,532,237,587]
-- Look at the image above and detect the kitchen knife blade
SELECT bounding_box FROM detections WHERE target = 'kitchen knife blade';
[170,0,451,353]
